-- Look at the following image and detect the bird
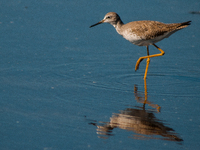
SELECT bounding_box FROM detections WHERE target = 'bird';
[90,12,191,79]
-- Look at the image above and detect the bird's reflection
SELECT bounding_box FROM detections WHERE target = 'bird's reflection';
[134,79,161,112]
[89,79,183,142]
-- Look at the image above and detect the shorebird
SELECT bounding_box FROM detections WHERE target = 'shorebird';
[90,12,191,79]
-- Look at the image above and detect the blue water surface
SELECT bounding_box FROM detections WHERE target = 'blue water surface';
[0,0,200,150]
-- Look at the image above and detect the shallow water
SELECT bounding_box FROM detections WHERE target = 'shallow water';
[1,0,200,149]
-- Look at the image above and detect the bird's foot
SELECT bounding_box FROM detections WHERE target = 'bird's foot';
[135,58,144,71]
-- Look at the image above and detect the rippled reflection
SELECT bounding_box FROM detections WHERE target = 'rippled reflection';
[89,79,183,142]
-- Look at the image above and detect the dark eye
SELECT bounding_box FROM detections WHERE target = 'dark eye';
[106,16,111,19]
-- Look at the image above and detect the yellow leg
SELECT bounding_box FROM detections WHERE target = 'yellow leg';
[144,58,150,79]
[135,44,165,72]
[144,46,150,79]
[144,78,147,105]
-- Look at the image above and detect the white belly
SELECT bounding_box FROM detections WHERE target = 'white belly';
[119,29,170,46]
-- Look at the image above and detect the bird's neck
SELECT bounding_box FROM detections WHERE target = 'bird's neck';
[113,20,124,35]
[112,19,124,28]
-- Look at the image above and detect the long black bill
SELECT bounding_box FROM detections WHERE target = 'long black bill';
[90,20,104,28]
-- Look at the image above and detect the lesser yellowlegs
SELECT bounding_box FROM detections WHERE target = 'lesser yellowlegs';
[90,12,191,79]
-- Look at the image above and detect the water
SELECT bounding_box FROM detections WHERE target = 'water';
[0,0,200,149]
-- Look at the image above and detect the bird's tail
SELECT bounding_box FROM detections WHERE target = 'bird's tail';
[177,21,191,29]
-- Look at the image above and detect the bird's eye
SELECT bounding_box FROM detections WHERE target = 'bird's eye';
[106,16,111,19]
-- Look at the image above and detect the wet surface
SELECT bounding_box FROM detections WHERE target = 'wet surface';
[0,0,200,150]
[88,83,183,142]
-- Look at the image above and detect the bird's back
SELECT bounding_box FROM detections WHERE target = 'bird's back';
[118,20,191,46]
